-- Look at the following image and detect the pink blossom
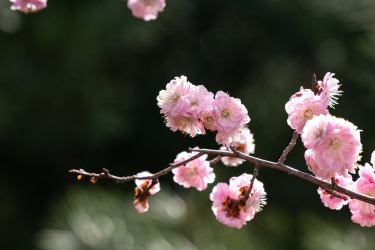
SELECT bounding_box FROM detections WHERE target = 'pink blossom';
[305,149,343,181]
[285,90,328,134]
[289,87,314,101]
[316,72,342,108]
[212,91,250,135]
[187,85,214,113]
[165,112,205,137]
[220,128,255,167]
[172,148,215,191]
[216,126,248,149]
[133,171,160,214]
[198,107,218,131]
[127,0,166,21]
[157,76,191,117]
[10,0,46,13]
[317,174,352,210]
[209,173,266,229]
[312,117,361,173]
[301,114,332,149]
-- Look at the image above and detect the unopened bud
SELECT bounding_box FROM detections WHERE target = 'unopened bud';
[90,177,98,184]
[77,175,83,180]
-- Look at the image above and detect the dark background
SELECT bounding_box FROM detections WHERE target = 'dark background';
[1,0,375,249]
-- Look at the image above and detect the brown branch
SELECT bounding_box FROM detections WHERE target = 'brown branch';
[324,188,348,201]
[189,148,375,206]
[69,152,205,183]
[209,155,222,164]
[311,73,317,91]
[278,131,299,163]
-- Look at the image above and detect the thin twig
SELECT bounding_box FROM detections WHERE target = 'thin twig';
[209,155,222,164]
[70,152,205,183]
[278,131,299,163]
[189,147,375,206]
[324,189,348,201]
[311,73,317,92]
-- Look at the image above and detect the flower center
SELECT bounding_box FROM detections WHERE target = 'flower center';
[191,98,199,107]
[329,138,341,150]
[144,0,155,6]
[169,93,179,104]
[182,165,199,181]
[303,109,314,120]
[221,109,231,119]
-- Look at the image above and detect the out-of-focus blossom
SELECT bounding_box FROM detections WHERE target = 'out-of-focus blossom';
[212,91,250,135]
[199,107,218,131]
[316,72,342,109]
[220,128,255,167]
[10,0,47,13]
[172,148,215,191]
[317,174,353,210]
[127,0,166,21]
[133,171,160,214]
[371,150,375,166]
[285,90,328,134]
[187,85,214,113]
[165,113,205,137]
[157,76,191,117]
[209,173,266,229]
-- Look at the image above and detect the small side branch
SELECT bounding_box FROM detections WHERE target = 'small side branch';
[209,155,222,164]
[324,189,348,201]
[278,131,299,163]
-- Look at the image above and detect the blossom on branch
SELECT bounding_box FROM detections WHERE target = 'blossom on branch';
[210,173,266,229]
[127,0,166,21]
[10,0,47,13]
[220,128,255,167]
[133,171,160,214]
[165,113,205,137]
[316,72,342,109]
[317,174,352,210]
[198,107,218,131]
[172,148,215,191]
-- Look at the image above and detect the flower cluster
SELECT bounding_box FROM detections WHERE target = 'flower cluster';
[127,0,166,21]
[349,154,375,227]
[302,114,362,181]
[10,0,47,13]
[220,128,255,167]
[209,173,266,229]
[285,72,341,134]
[133,171,160,214]
[172,147,215,191]
[157,76,250,148]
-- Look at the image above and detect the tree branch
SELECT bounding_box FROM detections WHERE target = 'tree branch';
[209,155,222,164]
[278,131,299,163]
[189,148,375,205]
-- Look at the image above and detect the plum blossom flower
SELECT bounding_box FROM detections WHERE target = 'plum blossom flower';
[302,114,332,149]
[209,173,266,229]
[157,76,191,117]
[198,107,218,131]
[216,126,248,149]
[285,90,328,134]
[317,174,353,210]
[220,128,255,167]
[289,87,314,101]
[316,72,342,108]
[133,171,160,214]
[311,116,361,174]
[212,91,250,135]
[165,113,205,137]
[10,0,46,13]
[127,0,166,21]
[349,160,375,227]
[172,148,215,191]
[187,85,214,113]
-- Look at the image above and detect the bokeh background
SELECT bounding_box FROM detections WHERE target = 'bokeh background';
[1,0,375,249]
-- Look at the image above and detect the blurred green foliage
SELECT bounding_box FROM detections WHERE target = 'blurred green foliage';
[1,0,375,249]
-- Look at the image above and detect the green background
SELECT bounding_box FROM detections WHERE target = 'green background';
[1,0,375,249]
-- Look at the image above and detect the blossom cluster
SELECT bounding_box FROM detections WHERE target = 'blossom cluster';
[209,173,266,229]
[157,76,250,148]
[133,171,161,214]
[127,0,166,21]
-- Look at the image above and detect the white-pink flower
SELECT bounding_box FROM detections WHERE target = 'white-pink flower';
[157,76,191,117]
[302,114,332,149]
[209,173,266,229]
[198,107,218,131]
[127,0,166,21]
[371,150,375,166]
[165,113,205,137]
[172,148,215,191]
[187,85,214,114]
[133,171,160,214]
[10,0,46,13]
[216,126,248,149]
[285,90,328,134]
[212,91,250,135]
[316,72,342,108]
[312,116,361,173]
[317,174,352,210]
[220,128,255,167]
